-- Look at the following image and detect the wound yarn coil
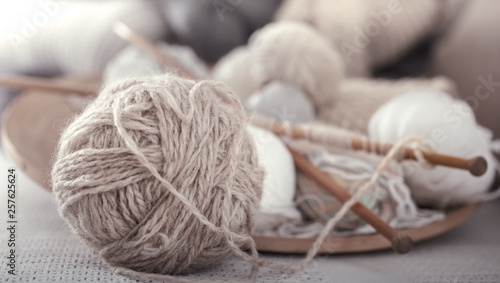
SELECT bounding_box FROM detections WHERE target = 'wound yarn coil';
[51,75,264,276]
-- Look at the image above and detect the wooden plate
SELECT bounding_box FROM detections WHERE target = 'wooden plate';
[1,76,480,254]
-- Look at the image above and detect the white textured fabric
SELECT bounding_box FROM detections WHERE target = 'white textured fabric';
[1,152,500,282]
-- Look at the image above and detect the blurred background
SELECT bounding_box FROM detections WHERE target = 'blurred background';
[0,0,499,135]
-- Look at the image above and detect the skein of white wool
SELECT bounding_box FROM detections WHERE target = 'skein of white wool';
[245,81,315,124]
[249,21,345,109]
[247,126,302,233]
[104,43,209,85]
[0,1,165,75]
[211,46,259,101]
[368,91,498,207]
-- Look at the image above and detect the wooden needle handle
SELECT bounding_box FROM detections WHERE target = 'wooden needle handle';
[287,146,413,254]
[0,76,96,95]
[412,152,487,177]
[113,22,198,81]
[350,138,487,176]
[264,121,487,177]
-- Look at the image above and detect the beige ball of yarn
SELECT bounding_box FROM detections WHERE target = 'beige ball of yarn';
[51,75,264,275]
[211,46,259,101]
[275,0,371,77]
[249,21,345,108]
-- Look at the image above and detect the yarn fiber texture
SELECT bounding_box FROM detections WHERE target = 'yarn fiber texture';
[51,75,264,275]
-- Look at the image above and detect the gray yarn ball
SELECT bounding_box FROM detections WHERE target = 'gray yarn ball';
[159,0,247,63]
[244,81,315,124]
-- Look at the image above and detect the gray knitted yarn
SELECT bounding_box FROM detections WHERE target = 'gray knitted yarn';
[51,75,264,275]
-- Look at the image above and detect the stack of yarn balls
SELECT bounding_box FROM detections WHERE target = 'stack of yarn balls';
[214,21,345,124]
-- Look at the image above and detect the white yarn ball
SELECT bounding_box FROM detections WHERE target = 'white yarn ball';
[104,43,208,85]
[244,81,315,124]
[368,91,497,207]
[211,46,259,101]
[247,126,300,220]
[249,21,345,108]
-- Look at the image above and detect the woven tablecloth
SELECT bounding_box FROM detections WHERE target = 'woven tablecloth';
[0,151,499,283]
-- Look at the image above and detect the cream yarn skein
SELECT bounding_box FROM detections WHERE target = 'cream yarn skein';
[368,91,497,207]
[52,75,264,275]
[249,21,345,109]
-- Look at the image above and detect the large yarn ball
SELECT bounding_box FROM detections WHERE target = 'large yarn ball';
[249,21,345,109]
[368,91,496,207]
[52,75,264,275]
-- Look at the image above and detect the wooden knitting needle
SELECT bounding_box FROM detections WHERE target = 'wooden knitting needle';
[106,24,414,254]
[266,119,487,177]
[0,75,98,95]
[112,22,198,81]
[287,146,413,254]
